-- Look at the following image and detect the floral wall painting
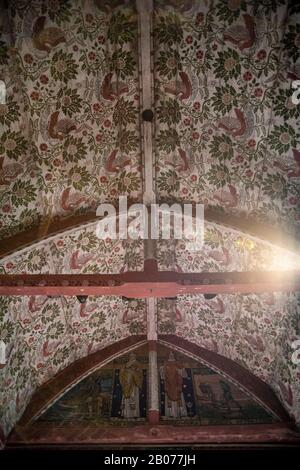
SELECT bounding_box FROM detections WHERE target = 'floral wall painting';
[0,0,142,240]
[153,0,300,236]
[0,0,300,445]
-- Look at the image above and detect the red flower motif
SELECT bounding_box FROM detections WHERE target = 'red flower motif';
[245,169,253,177]
[88,52,96,61]
[31,91,39,101]
[93,103,101,112]
[45,173,52,181]
[40,143,48,151]
[196,12,204,24]
[243,71,252,81]
[289,196,297,205]
[236,154,244,163]
[57,240,64,247]
[2,204,11,213]
[104,119,111,128]
[100,175,107,183]
[184,118,191,126]
[98,35,106,44]
[192,131,200,140]
[193,101,201,110]
[40,75,49,84]
[24,54,33,64]
[186,35,193,44]
[96,133,103,142]
[196,50,203,60]
[254,87,263,97]
[53,158,61,167]
[248,139,256,148]
[257,49,267,60]
[190,174,197,182]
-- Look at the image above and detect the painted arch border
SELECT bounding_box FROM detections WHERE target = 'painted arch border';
[16,335,292,427]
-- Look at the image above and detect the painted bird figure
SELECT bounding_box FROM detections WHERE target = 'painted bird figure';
[60,187,87,212]
[289,149,300,177]
[209,247,231,266]
[99,73,129,101]
[168,148,190,172]
[0,157,24,185]
[48,111,77,140]
[70,250,95,270]
[244,334,265,352]
[105,149,132,173]
[28,296,48,313]
[224,14,256,51]
[274,149,300,178]
[218,107,254,139]
[42,339,61,358]
[32,16,65,52]
[205,297,225,314]
[80,302,98,318]
[213,185,238,208]
[164,71,192,101]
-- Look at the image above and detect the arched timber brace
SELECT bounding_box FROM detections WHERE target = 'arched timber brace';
[7,336,300,448]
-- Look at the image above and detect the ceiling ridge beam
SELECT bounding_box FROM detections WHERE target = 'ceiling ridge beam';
[0,270,299,297]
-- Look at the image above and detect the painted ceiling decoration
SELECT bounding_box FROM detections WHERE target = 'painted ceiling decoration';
[0,0,300,448]
[9,340,300,446]
[154,0,300,236]
[35,344,279,425]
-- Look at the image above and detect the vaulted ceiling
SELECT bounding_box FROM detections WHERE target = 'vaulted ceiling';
[0,0,300,445]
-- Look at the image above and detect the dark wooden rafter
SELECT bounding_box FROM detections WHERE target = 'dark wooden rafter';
[0,262,299,297]
[0,208,299,260]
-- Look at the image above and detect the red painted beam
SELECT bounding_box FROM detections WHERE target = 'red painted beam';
[0,270,299,297]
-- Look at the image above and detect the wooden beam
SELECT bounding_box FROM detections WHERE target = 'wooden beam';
[1,207,299,260]
[0,268,299,297]
[137,0,155,205]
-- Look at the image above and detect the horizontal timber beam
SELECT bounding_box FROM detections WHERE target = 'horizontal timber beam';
[0,266,299,298]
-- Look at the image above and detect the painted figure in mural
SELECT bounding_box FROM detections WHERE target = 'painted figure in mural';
[85,376,104,418]
[160,351,188,418]
[119,353,143,418]
[219,380,242,413]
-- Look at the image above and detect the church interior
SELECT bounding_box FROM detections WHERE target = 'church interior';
[0,0,300,455]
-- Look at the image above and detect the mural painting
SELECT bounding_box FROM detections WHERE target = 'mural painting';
[38,348,148,425]
[38,344,277,426]
[159,347,277,425]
